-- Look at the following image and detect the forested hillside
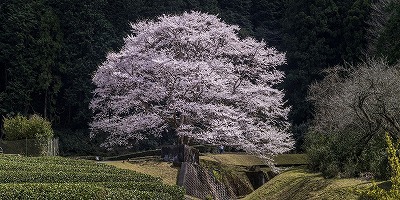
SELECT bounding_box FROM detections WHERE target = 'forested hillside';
[1,0,399,155]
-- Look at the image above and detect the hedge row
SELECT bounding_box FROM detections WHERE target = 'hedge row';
[0,155,185,199]
[0,162,138,175]
[0,170,159,183]
[0,155,101,167]
[96,182,185,200]
[0,155,149,176]
[0,183,175,200]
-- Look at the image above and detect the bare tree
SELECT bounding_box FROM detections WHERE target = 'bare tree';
[309,58,400,156]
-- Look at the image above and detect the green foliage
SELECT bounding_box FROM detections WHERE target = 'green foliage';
[360,133,400,200]
[2,114,28,140]
[217,0,253,37]
[26,114,54,140]
[281,0,341,149]
[0,170,156,183]
[306,59,400,179]
[3,114,53,141]
[0,0,62,118]
[250,0,284,49]
[2,114,53,155]
[375,2,400,65]
[1,0,398,156]
[56,129,107,156]
[47,0,119,129]
[0,183,176,200]
[281,0,372,150]
[342,0,371,63]
[98,182,184,199]
[243,167,371,200]
[0,155,184,199]
[305,130,387,179]
[200,159,254,196]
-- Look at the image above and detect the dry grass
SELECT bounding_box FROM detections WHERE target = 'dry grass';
[200,153,308,167]
[104,160,179,185]
[200,153,264,166]
[105,153,307,186]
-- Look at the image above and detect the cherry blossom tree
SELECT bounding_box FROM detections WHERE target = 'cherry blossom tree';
[90,11,293,166]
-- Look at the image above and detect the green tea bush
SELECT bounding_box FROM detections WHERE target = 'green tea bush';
[0,161,139,175]
[0,170,158,183]
[0,155,159,178]
[0,155,107,167]
[0,183,176,200]
[0,183,106,200]
[0,155,185,199]
[106,188,174,200]
[0,155,95,167]
[98,182,185,199]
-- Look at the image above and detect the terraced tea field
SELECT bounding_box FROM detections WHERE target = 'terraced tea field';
[0,154,184,199]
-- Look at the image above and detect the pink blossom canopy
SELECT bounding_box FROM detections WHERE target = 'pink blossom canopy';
[90,11,293,167]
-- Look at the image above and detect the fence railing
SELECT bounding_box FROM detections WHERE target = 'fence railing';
[46,137,59,156]
[0,137,59,156]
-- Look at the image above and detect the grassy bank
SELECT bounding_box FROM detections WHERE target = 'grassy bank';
[105,160,179,186]
[105,153,381,199]
[243,167,376,200]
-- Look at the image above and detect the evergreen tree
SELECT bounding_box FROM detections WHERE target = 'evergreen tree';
[140,0,187,19]
[375,1,400,64]
[0,0,62,119]
[217,0,253,37]
[281,0,371,150]
[104,0,145,48]
[48,0,118,128]
[250,0,284,49]
[342,0,371,63]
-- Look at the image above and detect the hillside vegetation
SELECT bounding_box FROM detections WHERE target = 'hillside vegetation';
[107,153,376,199]
[0,154,184,199]
[243,167,377,200]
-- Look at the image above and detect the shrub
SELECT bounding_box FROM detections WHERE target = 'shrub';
[307,59,400,178]
[360,133,400,199]
[305,130,387,179]
[3,114,53,140]
[2,114,54,155]
[2,114,28,140]
[26,114,53,140]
